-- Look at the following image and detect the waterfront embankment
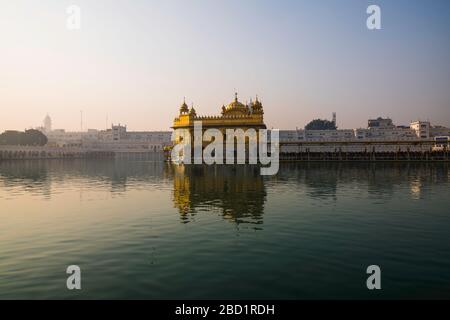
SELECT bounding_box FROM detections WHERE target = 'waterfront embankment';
[279,150,449,161]
[0,146,114,160]
[1,145,449,162]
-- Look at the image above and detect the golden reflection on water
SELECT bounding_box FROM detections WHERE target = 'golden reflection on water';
[168,164,266,226]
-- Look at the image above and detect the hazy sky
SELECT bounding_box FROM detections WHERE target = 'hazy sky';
[1,0,449,132]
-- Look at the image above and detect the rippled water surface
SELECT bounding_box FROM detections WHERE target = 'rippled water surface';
[0,159,449,299]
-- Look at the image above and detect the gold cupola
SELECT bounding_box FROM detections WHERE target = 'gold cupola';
[180,97,189,114]
[189,104,197,117]
[251,95,263,114]
[172,92,266,132]
[223,92,249,116]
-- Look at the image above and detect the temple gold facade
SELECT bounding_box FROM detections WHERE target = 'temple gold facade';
[173,93,266,130]
[169,93,267,162]
[172,93,266,141]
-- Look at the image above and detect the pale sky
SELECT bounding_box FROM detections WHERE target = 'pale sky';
[1,0,449,132]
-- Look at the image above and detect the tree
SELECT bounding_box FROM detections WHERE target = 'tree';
[0,129,48,146]
[0,130,22,145]
[23,129,48,146]
[305,119,337,130]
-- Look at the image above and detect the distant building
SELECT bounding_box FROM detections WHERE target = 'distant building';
[89,124,172,151]
[430,125,450,137]
[36,113,171,151]
[43,114,52,133]
[410,121,430,139]
[46,129,99,147]
[409,121,450,139]
[281,117,449,144]
[111,124,127,141]
[46,126,171,151]
[354,126,416,140]
[280,129,354,142]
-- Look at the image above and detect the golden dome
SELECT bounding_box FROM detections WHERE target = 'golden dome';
[224,93,249,113]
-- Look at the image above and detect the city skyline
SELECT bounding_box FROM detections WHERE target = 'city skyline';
[1,0,450,132]
[18,97,450,134]
[26,107,450,134]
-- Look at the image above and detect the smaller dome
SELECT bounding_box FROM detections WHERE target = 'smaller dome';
[180,98,189,114]
[189,105,196,116]
[251,95,263,114]
[254,96,262,107]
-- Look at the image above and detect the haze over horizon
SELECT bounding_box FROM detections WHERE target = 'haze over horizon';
[1,0,449,132]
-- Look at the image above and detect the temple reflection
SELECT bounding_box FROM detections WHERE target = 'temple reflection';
[167,164,267,228]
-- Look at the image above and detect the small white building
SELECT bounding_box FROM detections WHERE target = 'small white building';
[410,121,431,139]
[91,124,172,151]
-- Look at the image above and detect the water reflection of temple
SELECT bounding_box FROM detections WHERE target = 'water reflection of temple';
[167,164,267,227]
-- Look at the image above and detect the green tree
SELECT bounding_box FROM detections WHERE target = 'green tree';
[0,129,48,146]
[0,131,22,145]
[23,129,48,146]
[305,119,337,130]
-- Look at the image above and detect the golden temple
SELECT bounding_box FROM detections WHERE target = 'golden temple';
[172,93,266,133]
[167,93,268,163]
